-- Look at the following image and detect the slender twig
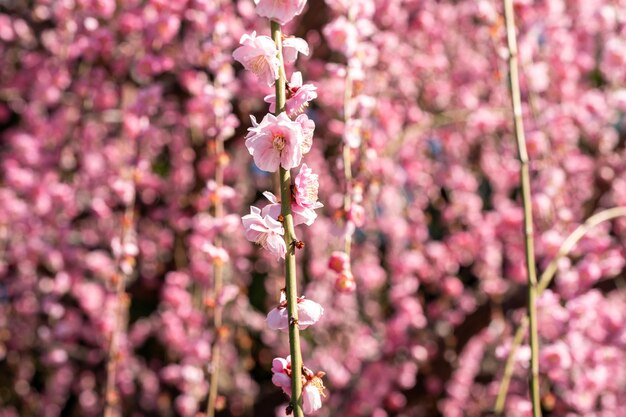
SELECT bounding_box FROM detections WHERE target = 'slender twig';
[502,1,541,416]
[271,21,304,417]
[206,104,228,417]
[205,6,230,413]
[494,206,626,414]
[104,169,137,417]
[342,70,354,256]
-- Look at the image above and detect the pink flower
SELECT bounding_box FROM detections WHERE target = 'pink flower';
[265,72,318,117]
[201,242,230,264]
[254,0,307,25]
[271,356,292,395]
[232,31,280,86]
[302,383,323,414]
[348,203,365,227]
[328,251,350,273]
[296,113,315,154]
[294,164,323,208]
[335,270,356,293]
[245,113,304,172]
[283,36,309,64]
[267,291,324,330]
[323,16,358,57]
[271,356,326,414]
[261,190,320,227]
[241,206,286,259]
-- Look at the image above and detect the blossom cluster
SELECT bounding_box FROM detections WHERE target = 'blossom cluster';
[234,0,326,413]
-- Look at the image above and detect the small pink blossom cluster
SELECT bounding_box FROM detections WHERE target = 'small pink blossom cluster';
[271,356,327,415]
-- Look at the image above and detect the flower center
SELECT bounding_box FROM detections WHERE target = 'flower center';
[249,55,267,74]
[309,376,326,398]
[273,133,286,151]
[305,176,319,202]
[255,233,268,248]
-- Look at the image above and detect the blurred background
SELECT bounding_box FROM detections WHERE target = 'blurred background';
[1,0,626,416]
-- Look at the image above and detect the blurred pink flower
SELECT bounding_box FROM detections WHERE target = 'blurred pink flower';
[245,113,304,172]
[254,0,307,25]
[232,31,280,86]
[241,206,286,259]
[328,251,350,273]
[335,270,356,293]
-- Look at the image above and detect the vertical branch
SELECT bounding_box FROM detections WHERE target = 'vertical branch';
[104,168,137,417]
[502,1,542,416]
[271,21,304,417]
[206,94,228,417]
[342,71,354,256]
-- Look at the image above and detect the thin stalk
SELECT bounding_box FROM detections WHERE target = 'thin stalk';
[206,129,227,417]
[104,171,137,417]
[206,9,228,411]
[342,71,353,256]
[494,207,626,415]
[502,1,541,416]
[271,21,304,417]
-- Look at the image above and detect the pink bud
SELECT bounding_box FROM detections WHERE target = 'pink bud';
[328,251,350,273]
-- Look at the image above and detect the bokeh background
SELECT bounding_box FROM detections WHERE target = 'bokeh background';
[1,0,626,416]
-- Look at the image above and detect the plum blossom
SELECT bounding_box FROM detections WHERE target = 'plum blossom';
[241,206,286,259]
[255,164,324,226]
[232,31,280,86]
[296,113,315,154]
[254,0,307,25]
[271,356,326,414]
[293,163,323,209]
[260,190,319,227]
[267,291,324,330]
[245,113,304,172]
[265,72,318,117]
[328,251,350,273]
[283,36,310,64]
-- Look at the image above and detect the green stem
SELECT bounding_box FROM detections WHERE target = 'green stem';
[271,20,304,417]
[494,206,626,415]
[502,1,542,416]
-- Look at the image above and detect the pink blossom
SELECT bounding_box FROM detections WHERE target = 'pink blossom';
[328,251,350,273]
[271,356,292,395]
[294,163,323,209]
[283,36,310,64]
[302,383,323,414]
[232,31,280,86]
[267,292,324,330]
[245,113,304,172]
[348,203,365,227]
[265,72,318,117]
[323,16,358,56]
[271,357,326,413]
[254,0,307,25]
[296,113,315,154]
[335,270,356,293]
[241,206,286,259]
[260,189,320,227]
